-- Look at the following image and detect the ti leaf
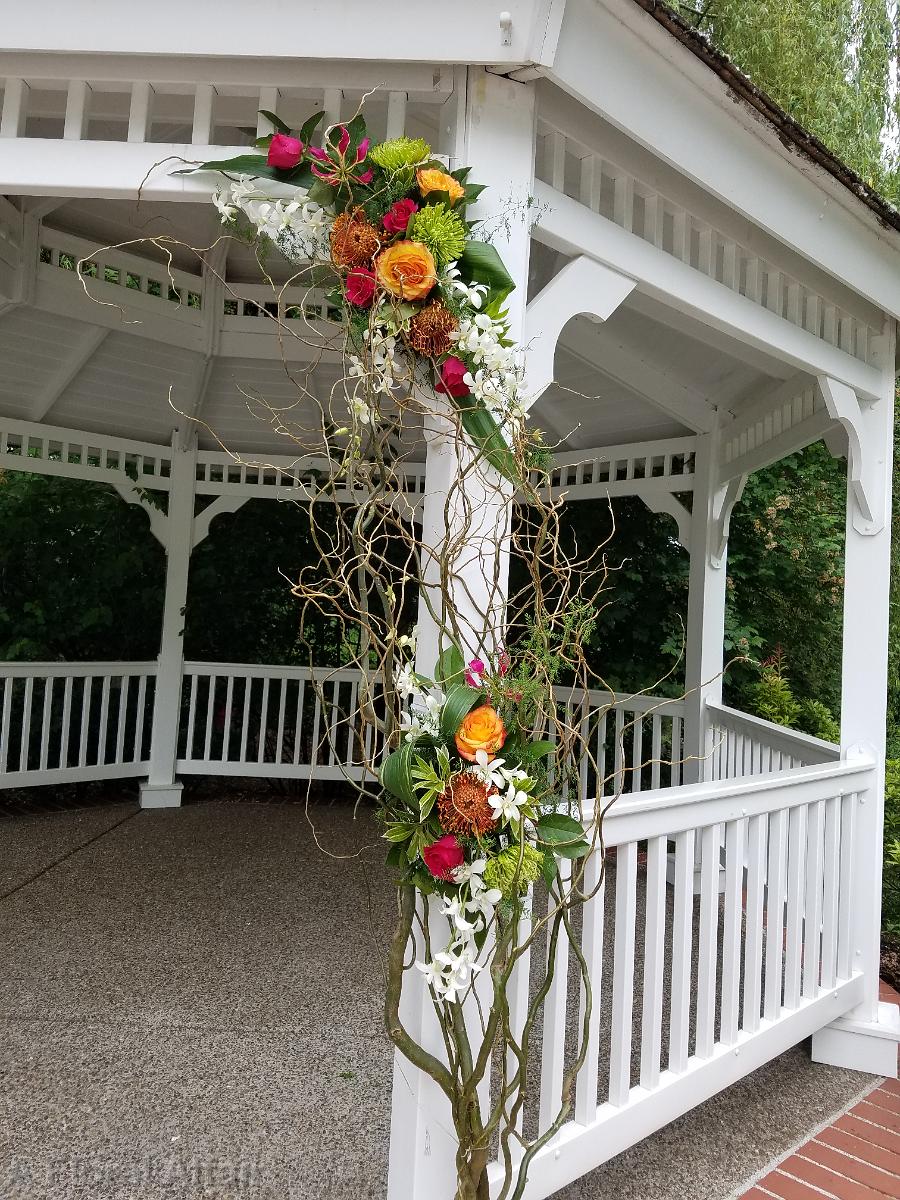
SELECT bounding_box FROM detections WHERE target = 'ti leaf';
[380,741,418,806]
[439,682,482,741]
[297,110,326,146]
[458,240,515,297]
[522,739,556,761]
[435,644,465,687]
[449,391,520,485]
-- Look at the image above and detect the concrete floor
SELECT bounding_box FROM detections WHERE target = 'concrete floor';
[0,798,875,1200]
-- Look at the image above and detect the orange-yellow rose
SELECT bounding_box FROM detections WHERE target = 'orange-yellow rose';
[455,705,507,763]
[417,167,465,205]
[375,240,437,300]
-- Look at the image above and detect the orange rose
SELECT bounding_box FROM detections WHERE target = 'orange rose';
[375,240,437,300]
[455,705,507,763]
[417,167,465,205]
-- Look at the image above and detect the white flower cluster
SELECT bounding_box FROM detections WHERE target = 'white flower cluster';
[416,862,502,1002]
[449,313,526,428]
[393,629,443,741]
[348,324,399,398]
[469,750,532,824]
[212,177,331,260]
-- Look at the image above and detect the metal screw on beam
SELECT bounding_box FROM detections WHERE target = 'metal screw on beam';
[499,11,512,45]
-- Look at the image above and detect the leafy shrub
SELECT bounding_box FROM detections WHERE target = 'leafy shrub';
[796,698,840,743]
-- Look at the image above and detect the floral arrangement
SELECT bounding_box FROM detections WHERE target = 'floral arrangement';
[382,636,590,1003]
[196,109,540,483]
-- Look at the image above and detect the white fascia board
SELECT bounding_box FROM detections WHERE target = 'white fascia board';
[2,0,546,64]
[545,0,900,320]
[533,182,883,401]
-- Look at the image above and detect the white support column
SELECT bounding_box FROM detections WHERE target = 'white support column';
[683,420,728,785]
[139,431,197,809]
[387,68,535,1200]
[813,319,900,1077]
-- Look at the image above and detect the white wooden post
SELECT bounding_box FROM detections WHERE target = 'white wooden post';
[139,430,197,808]
[387,67,535,1200]
[812,320,900,1076]
[683,421,727,785]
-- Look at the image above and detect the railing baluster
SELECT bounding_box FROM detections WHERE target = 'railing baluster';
[275,677,288,765]
[115,675,128,764]
[696,823,721,1057]
[630,713,643,792]
[721,817,746,1043]
[293,679,306,766]
[38,676,53,771]
[837,792,857,980]
[820,794,842,989]
[386,90,407,139]
[97,676,112,758]
[78,676,91,767]
[764,807,789,1020]
[20,676,34,771]
[669,828,695,1073]
[803,799,826,998]
[784,803,808,1008]
[192,82,215,145]
[650,713,662,790]
[310,688,323,766]
[575,847,605,1124]
[671,715,682,786]
[0,675,12,772]
[183,672,197,761]
[640,834,667,1087]
[222,675,234,761]
[128,82,153,143]
[256,676,269,763]
[742,813,767,1033]
[134,674,148,761]
[609,840,637,1105]
[613,706,625,795]
[539,857,572,1133]
[60,675,74,769]
[239,676,252,763]
[204,674,217,763]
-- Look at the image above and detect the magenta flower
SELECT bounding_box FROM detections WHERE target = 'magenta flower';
[308,126,373,186]
[465,658,486,687]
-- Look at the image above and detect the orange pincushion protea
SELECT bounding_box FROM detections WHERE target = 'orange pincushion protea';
[329,208,382,269]
[407,301,458,357]
[438,772,498,837]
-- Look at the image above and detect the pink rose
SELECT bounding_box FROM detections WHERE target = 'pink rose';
[346,267,376,308]
[422,835,465,881]
[383,198,418,235]
[437,356,470,399]
[267,133,304,170]
[465,658,486,687]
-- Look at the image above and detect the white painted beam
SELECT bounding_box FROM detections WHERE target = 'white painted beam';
[29,326,108,421]
[532,182,883,401]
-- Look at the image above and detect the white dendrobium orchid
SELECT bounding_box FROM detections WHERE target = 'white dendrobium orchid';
[490,782,528,825]
[452,858,487,886]
[394,663,416,699]
[397,627,418,653]
[444,263,489,310]
[414,959,444,990]
[433,943,483,1001]
[440,895,478,937]
[399,710,424,742]
[471,750,507,792]
[466,886,503,923]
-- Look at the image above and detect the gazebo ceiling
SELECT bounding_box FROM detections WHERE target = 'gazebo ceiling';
[0,195,785,457]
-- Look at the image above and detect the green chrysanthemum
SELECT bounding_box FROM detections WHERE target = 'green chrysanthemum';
[484,844,544,900]
[370,137,432,174]
[407,204,467,268]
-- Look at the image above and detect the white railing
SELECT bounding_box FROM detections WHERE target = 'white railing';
[488,754,873,1199]
[176,662,380,781]
[707,702,839,779]
[0,661,155,786]
[553,685,685,798]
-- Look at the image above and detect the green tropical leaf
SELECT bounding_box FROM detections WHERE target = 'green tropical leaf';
[536,812,584,838]
[258,109,291,135]
[380,741,418,806]
[458,240,515,296]
[435,644,465,686]
[449,392,520,485]
[298,110,326,146]
[542,851,558,890]
[439,682,482,740]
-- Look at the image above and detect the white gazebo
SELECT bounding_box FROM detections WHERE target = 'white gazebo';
[1,1,899,1196]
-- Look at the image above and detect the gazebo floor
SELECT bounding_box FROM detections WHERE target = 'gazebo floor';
[0,797,877,1200]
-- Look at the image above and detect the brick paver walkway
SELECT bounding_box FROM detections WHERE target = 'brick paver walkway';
[740,983,900,1199]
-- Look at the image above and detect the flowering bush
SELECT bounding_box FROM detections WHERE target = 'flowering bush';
[197,108,538,483]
